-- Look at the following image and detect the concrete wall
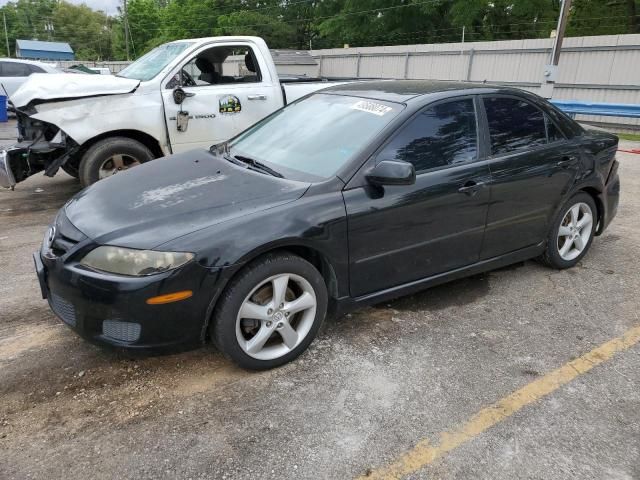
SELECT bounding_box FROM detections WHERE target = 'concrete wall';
[311,34,640,132]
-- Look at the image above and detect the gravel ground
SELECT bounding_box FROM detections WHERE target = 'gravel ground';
[0,128,638,479]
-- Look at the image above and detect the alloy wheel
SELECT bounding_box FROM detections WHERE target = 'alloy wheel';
[98,154,142,179]
[235,273,317,360]
[557,202,593,261]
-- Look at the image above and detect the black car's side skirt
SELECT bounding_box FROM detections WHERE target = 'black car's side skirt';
[334,241,545,316]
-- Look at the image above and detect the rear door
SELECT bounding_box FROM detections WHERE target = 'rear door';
[479,95,581,259]
[344,97,491,297]
[161,42,282,153]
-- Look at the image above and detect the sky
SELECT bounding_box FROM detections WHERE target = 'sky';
[0,0,121,16]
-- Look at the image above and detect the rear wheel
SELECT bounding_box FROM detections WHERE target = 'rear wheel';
[540,192,597,269]
[79,137,154,187]
[211,252,328,370]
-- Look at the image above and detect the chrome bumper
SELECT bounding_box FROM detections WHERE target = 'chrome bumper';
[0,149,16,189]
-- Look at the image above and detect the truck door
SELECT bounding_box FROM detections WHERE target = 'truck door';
[161,42,283,154]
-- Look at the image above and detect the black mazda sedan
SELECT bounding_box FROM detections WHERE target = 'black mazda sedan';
[35,81,620,369]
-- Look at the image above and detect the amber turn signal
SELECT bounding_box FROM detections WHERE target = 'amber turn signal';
[146,290,193,305]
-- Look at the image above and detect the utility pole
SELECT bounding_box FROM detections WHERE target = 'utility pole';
[541,0,572,98]
[124,0,130,61]
[3,13,9,57]
[460,25,465,81]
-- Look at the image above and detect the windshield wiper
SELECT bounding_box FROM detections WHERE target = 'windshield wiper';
[231,154,283,178]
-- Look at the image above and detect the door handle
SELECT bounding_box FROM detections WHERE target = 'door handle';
[247,94,267,100]
[458,180,486,195]
[556,156,577,168]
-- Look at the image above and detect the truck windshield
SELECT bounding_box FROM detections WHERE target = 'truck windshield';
[228,93,403,180]
[117,42,194,81]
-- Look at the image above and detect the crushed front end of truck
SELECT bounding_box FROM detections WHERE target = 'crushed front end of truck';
[0,105,80,189]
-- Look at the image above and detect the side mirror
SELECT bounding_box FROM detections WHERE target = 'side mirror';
[173,86,195,105]
[365,160,416,186]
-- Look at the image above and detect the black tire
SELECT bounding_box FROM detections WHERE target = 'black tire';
[211,252,328,370]
[79,137,154,187]
[539,192,597,269]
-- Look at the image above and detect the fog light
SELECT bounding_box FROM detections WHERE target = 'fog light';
[102,320,141,342]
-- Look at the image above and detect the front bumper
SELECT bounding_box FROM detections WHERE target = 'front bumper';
[597,160,620,234]
[36,247,229,352]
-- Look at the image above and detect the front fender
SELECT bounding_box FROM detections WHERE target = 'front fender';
[158,190,350,298]
[31,93,169,153]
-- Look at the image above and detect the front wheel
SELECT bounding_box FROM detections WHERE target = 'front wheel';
[79,137,154,187]
[540,192,597,269]
[211,252,328,370]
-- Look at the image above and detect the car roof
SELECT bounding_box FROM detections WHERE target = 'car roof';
[322,80,525,104]
[0,57,50,66]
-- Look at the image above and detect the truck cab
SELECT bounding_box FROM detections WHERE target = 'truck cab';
[0,36,348,189]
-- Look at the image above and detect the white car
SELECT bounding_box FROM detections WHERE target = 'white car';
[0,58,59,98]
[88,67,111,75]
[0,36,358,189]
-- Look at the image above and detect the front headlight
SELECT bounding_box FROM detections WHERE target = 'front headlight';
[80,246,194,276]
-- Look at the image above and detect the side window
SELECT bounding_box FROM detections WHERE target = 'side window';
[1,61,29,77]
[484,97,547,155]
[29,64,45,74]
[167,45,262,88]
[545,114,564,143]
[377,98,478,173]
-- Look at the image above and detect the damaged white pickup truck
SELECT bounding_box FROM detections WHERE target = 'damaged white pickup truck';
[0,36,355,189]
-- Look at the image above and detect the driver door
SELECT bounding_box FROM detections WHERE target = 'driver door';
[161,42,283,154]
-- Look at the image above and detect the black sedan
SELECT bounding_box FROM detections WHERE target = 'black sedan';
[36,81,620,370]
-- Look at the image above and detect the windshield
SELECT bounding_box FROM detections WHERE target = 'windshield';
[228,93,403,180]
[117,42,194,81]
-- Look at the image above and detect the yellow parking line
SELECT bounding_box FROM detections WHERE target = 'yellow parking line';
[359,324,640,480]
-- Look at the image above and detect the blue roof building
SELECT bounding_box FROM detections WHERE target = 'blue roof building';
[15,40,74,61]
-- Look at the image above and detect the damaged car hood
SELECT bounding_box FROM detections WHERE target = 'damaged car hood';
[10,73,140,108]
[64,150,310,249]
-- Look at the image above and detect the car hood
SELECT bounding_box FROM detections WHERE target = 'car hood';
[64,150,310,249]
[10,73,140,107]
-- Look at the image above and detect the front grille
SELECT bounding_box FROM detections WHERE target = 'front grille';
[51,233,78,257]
[102,320,141,342]
[46,211,86,257]
[50,293,77,327]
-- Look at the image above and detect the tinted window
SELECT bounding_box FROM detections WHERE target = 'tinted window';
[484,97,547,155]
[377,98,477,172]
[545,114,564,142]
[1,62,30,77]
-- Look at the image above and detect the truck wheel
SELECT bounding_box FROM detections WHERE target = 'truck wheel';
[79,137,154,187]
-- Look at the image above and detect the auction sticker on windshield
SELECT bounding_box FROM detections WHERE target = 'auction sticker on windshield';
[351,100,393,116]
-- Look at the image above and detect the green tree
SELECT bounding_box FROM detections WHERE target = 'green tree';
[569,0,640,36]
[52,1,112,60]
